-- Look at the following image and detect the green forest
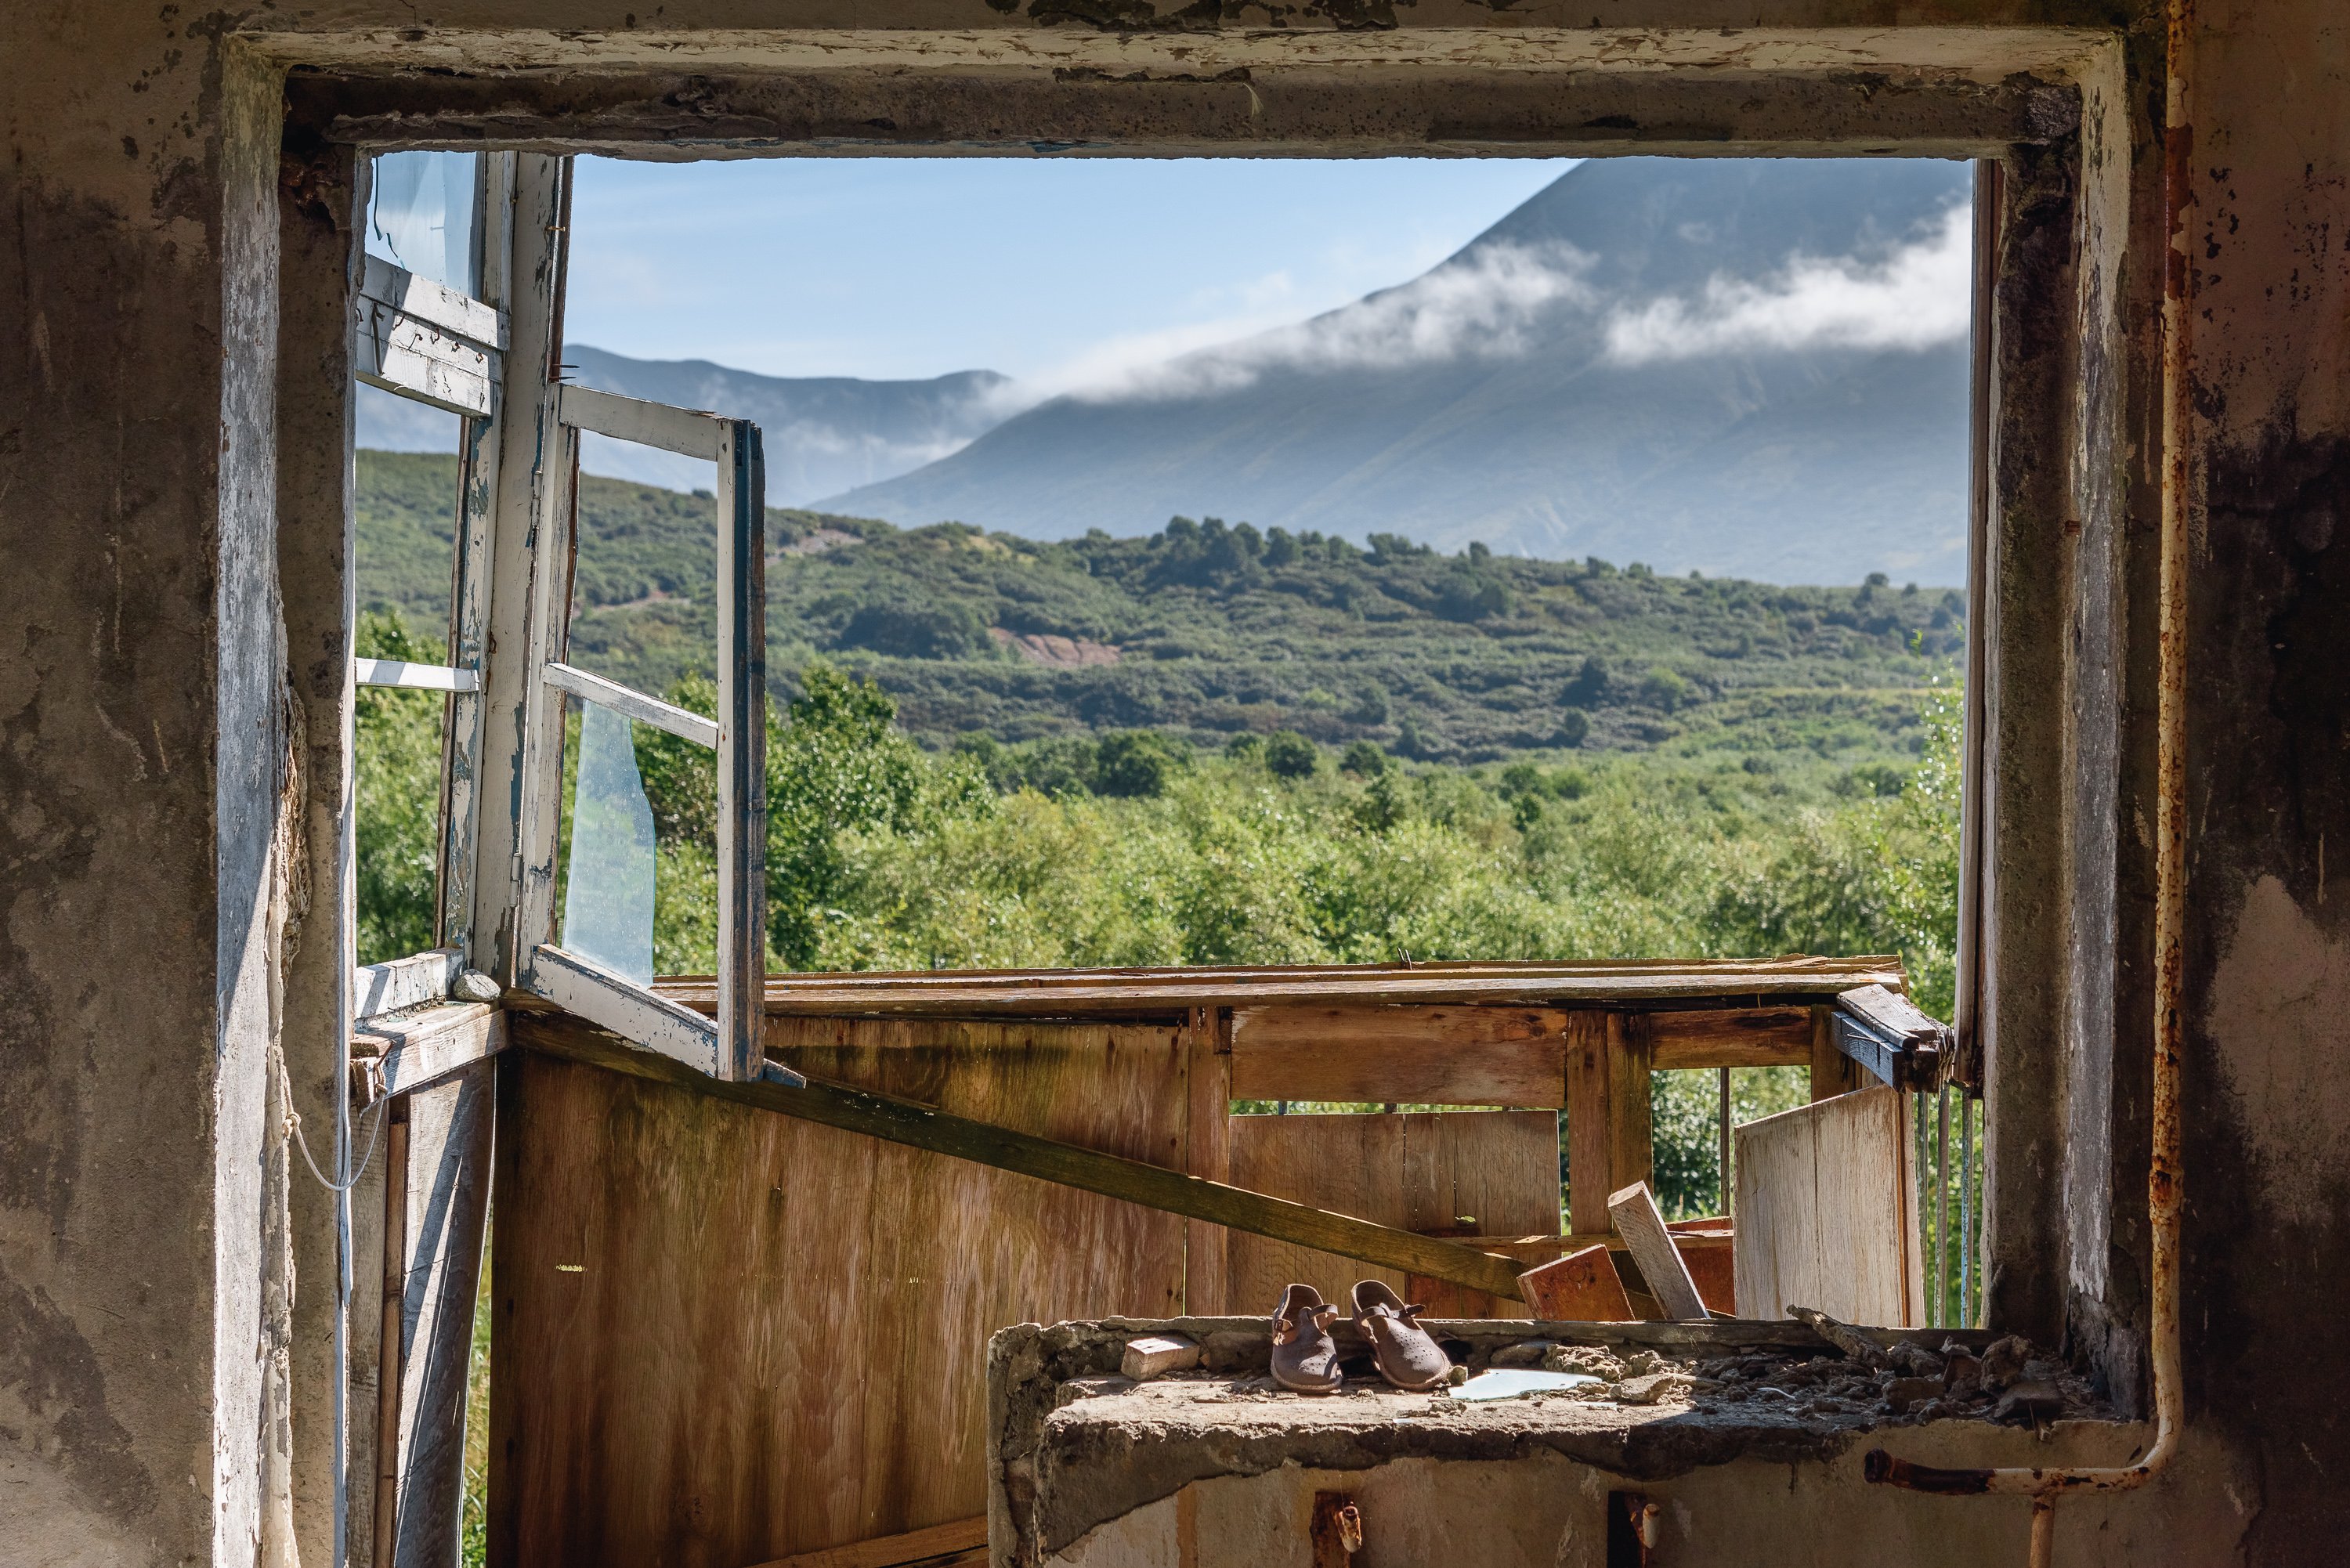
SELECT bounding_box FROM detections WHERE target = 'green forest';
[356,448,1965,1213]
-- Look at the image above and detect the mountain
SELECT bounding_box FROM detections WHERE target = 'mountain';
[356,349,1010,507]
[821,158,1974,585]
[562,348,1010,504]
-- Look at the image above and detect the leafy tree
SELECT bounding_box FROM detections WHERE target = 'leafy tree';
[1094,730,1183,798]
[1563,656,1610,710]
[1262,731,1318,779]
[1340,740,1390,778]
[1640,667,1693,711]
[835,600,992,659]
[766,663,932,967]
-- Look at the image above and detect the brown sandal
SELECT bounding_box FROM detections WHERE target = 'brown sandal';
[1350,1280,1454,1391]
[1270,1284,1345,1394]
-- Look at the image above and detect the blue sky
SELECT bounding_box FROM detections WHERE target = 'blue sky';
[565,156,1579,385]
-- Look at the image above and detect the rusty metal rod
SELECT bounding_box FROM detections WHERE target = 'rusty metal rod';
[1936,1086,1952,1326]
[1869,0,2193,1544]
[1961,1093,1976,1325]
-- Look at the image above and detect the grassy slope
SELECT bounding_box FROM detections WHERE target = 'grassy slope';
[358,450,1963,783]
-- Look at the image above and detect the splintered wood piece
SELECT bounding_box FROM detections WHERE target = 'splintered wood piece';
[1607,1181,1711,1321]
[1519,1243,1636,1321]
[1836,984,1945,1046]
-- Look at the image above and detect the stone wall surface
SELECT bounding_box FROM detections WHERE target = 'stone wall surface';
[5,0,2349,1563]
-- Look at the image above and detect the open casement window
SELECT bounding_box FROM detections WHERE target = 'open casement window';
[349,150,512,1019]
[512,383,779,1085]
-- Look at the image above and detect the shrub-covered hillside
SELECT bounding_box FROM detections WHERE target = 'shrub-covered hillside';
[358,450,1963,776]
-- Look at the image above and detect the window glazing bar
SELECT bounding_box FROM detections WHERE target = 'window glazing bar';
[541,661,718,749]
[356,658,481,693]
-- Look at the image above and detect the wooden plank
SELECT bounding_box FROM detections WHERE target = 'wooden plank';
[655,956,1912,1019]
[494,1018,1185,1565]
[1519,1244,1635,1322]
[1607,1182,1710,1321]
[1831,984,1950,1090]
[1566,1013,1650,1236]
[1228,1004,1567,1107]
[520,1012,1528,1302]
[1838,983,1947,1045]
[1184,1007,1233,1315]
[1732,1085,1919,1325]
[371,1106,408,1568]
[1809,1003,1867,1101]
[353,948,461,1021]
[750,1516,988,1568]
[352,1003,505,1100]
[1813,1086,1923,1325]
[385,1061,494,1568]
[1648,1007,1813,1069]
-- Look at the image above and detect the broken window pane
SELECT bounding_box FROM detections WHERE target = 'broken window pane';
[367,150,483,295]
[559,699,657,984]
[556,695,721,981]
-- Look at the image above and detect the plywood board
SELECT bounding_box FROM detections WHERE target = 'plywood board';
[1230,1005,1566,1107]
[491,1017,1187,1568]
[1519,1244,1635,1321]
[1226,1110,1558,1323]
[1732,1085,1920,1326]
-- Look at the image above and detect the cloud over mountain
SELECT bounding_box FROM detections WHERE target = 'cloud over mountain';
[824,158,1977,586]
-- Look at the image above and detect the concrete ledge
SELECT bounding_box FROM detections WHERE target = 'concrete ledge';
[987,1318,2139,1567]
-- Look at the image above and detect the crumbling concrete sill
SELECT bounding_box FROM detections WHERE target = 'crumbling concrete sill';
[989,1317,2125,1566]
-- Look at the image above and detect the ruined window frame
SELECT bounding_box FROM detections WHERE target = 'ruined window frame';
[281,27,2128,1345]
[349,150,513,1017]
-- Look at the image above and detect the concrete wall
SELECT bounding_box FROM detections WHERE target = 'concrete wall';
[5,0,2350,1563]
[1039,1428,2231,1568]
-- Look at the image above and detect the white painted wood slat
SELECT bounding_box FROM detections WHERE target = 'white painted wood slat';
[356,659,480,693]
[540,662,718,749]
[526,944,721,1078]
[557,383,727,461]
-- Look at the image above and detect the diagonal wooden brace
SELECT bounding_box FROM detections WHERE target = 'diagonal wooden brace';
[516,1013,1531,1302]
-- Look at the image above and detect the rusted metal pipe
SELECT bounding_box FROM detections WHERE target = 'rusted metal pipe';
[1868,0,2193,1549]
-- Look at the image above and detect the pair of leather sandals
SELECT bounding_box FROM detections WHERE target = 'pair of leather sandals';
[1270,1281,1453,1393]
